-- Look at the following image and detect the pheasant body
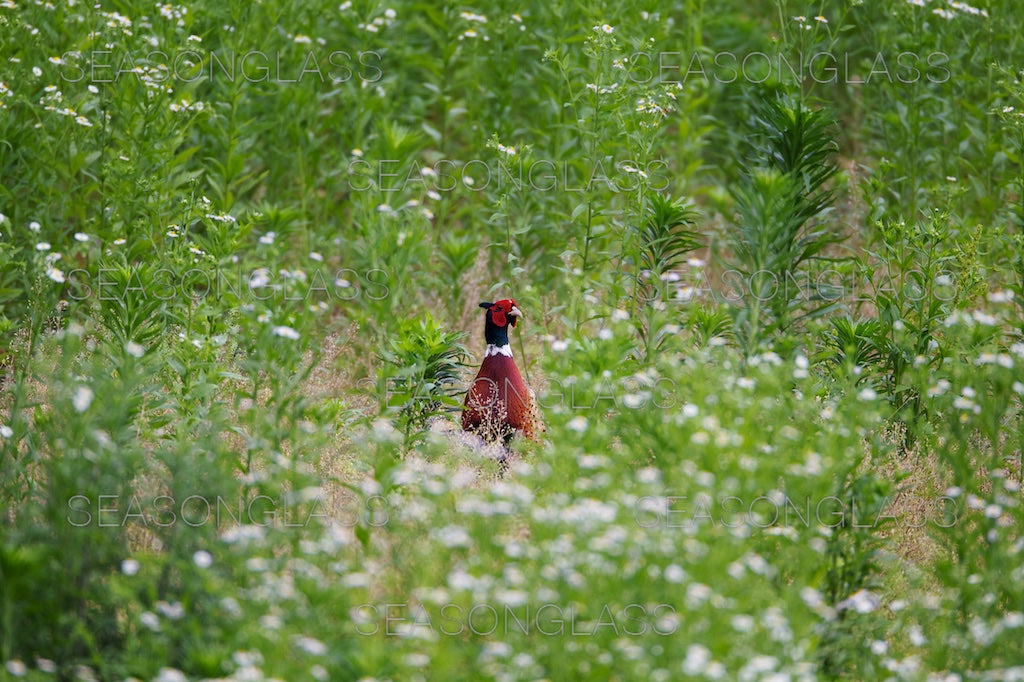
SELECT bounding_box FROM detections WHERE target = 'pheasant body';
[461,300,542,444]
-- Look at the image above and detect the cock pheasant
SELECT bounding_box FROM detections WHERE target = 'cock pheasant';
[462,299,543,445]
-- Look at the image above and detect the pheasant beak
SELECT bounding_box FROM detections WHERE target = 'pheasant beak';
[508,305,523,327]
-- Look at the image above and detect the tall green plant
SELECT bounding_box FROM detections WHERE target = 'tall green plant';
[378,315,470,445]
[633,193,701,363]
[726,94,843,356]
[859,214,989,448]
[636,193,701,284]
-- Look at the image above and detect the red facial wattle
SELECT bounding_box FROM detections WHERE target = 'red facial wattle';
[489,299,520,328]
[491,306,508,328]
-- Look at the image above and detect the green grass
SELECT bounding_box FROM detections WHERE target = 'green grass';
[2,0,1024,679]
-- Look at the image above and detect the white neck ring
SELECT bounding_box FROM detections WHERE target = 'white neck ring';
[484,344,513,358]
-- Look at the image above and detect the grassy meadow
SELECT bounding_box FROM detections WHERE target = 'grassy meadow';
[2,0,1024,679]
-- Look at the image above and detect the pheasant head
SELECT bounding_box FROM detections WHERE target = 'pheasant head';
[479,299,523,347]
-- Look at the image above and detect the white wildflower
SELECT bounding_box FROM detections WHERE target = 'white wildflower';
[72,386,93,412]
